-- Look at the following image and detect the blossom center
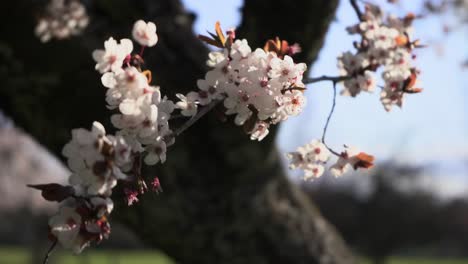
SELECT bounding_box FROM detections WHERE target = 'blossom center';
[314,148,321,154]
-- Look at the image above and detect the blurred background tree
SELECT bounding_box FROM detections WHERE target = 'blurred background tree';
[1,1,467,264]
[307,162,468,264]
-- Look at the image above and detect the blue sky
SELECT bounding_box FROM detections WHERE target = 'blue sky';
[183,0,468,165]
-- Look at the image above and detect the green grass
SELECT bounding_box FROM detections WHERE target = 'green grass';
[60,251,175,264]
[0,248,28,264]
[0,247,174,264]
[360,257,468,264]
[2,248,468,264]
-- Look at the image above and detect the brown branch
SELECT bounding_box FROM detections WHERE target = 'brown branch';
[321,81,340,156]
[42,239,57,264]
[303,75,351,84]
[350,0,364,21]
[303,75,347,156]
[165,99,223,141]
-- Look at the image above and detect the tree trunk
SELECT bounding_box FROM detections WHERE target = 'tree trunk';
[0,0,355,263]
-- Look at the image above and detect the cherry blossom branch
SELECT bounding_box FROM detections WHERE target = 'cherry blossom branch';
[166,99,223,140]
[303,75,351,84]
[321,81,340,156]
[42,238,57,264]
[32,11,422,254]
[350,0,364,21]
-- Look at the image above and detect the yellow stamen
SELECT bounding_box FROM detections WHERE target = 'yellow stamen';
[215,21,226,46]
[395,35,408,46]
[142,70,152,84]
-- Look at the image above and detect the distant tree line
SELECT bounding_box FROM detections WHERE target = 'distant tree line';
[305,163,468,264]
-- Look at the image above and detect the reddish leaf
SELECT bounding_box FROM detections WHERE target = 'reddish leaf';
[198,34,224,48]
[263,37,297,59]
[264,38,281,54]
[402,70,423,94]
[280,40,290,56]
[353,152,375,170]
[28,183,75,202]
[405,87,423,94]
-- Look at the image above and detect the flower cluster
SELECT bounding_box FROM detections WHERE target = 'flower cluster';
[93,22,174,166]
[338,3,422,111]
[48,197,114,254]
[177,25,307,141]
[287,140,374,180]
[286,140,330,180]
[63,122,132,196]
[329,145,374,176]
[35,0,89,43]
[44,122,131,253]
[32,20,166,254]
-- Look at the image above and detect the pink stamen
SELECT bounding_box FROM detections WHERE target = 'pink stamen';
[109,55,117,67]
[124,188,139,206]
[151,177,162,193]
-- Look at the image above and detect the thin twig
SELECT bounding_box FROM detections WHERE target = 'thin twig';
[350,0,364,21]
[303,75,344,156]
[43,239,58,264]
[303,75,351,84]
[166,99,222,141]
[321,82,340,156]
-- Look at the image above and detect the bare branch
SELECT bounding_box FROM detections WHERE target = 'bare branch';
[303,75,351,84]
[321,81,340,156]
[165,99,223,141]
[42,239,58,264]
[350,0,364,21]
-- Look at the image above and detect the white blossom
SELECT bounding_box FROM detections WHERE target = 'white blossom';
[207,51,227,67]
[176,93,199,117]
[303,164,325,180]
[49,206,88,254]
[250,121,270,141]
[132,20,158,47]
[144,139,167,165]
[92,38,133,73]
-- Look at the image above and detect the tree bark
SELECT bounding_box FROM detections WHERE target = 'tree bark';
[0,0,355,263]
